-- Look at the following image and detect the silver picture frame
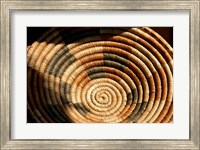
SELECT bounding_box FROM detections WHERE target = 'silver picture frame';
[0,0,199,149]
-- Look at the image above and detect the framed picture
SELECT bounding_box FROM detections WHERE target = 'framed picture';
[27,26,174,124]
[1,0,199,149]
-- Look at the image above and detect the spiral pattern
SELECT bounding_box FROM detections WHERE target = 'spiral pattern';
[27,27,173,123]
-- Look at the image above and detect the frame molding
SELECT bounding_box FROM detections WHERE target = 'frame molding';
[0,0,199,149]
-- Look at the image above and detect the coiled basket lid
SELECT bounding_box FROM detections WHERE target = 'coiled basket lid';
[27,27,173,123]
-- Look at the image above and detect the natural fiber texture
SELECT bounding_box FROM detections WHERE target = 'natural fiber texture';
[27,27,173,123]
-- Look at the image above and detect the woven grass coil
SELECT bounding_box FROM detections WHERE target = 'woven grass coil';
[27,27,173,123]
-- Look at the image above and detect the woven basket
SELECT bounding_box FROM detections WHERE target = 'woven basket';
[27,27,173,123]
